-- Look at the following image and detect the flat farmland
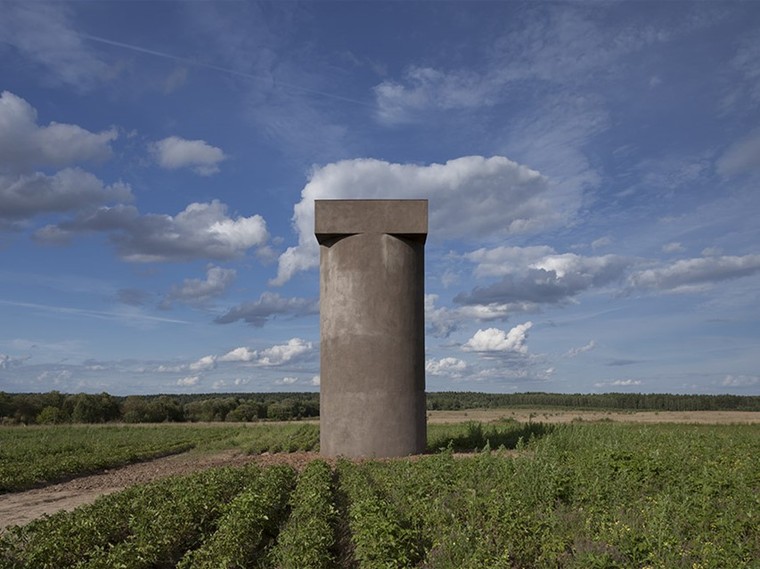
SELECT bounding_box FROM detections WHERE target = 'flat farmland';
[426,407,760,424]
[1,414,759,568]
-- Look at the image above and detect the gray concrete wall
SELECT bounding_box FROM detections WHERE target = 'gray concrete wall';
[316,200,427,458]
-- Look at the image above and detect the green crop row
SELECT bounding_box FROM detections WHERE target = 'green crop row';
[177,465,296,569]
[1,465,259,569]
[268,459,337,569]
[0,425,241,492]
[1,422,758,568]
[337,459,423,569]
[0,423,320,493]
[0,420,531,493]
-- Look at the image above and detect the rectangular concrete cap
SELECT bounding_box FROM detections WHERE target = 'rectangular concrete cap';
[315,199,428,241]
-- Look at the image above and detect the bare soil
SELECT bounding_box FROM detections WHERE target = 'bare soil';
[2,409,756,531]
[0,449,321,531]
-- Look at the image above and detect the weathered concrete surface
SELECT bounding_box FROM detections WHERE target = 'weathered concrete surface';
[316,200,427,458]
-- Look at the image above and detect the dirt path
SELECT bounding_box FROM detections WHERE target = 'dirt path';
[0,450,321,531]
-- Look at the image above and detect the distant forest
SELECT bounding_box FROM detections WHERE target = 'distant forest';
[1,390,758,425]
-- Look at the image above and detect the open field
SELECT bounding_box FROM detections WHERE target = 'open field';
[426,408,760,424]
[1,420,758,568]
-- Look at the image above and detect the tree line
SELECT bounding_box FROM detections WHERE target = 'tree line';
[1,390,758,425]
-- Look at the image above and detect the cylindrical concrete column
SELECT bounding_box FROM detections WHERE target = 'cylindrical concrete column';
[316,200,427,458]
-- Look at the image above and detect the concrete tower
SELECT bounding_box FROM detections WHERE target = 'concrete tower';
[315,199,427,458]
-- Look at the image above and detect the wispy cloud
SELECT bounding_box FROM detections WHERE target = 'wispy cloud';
[0,299,190,325]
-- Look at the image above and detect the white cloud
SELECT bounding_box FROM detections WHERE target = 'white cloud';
[156,363,185,373]
[717,129,760,176]
[0,353,31,369]
[721,375,759,387]
[163,266,236,307]
[177,375,200,386]
[217,338,314,367]
[701,247,723,257]
[257,338,312,366]
[276,376,299,385]
[374,66,499,124]
[188,355,217,372]
[0,91,128,229]
[591,236,612,250]
[0,5,111,89]
[310,375,320,386]
[0,91,117,173]
[215,292,317,326]
[458,249,630,307]
[629,254,760,292]
[36,200,268,262]
[594,379,642,388]
[566,340,596,358]
[662,242,685,254]
[463,322,532,354]
[465,246,556,278]
[219,346,257,363]
[426,357,467,377]
[727,30,760,108]
[2,169,131,226]
[150,136,226,176]
[373,7,678,126]
[425,294,531,338]
[274,155,557,285]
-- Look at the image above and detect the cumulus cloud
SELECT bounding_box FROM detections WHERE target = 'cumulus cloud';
[0,91,117,173]
[425,294,530,338]
[593,379,642,388]
[628,254,760,292]
[566,340,596,358]
[273,156,557,285]
[2,169,131,226]
[35,200,269,262]
[465,246,556,278]
[457,250,629,307]
[257,338,313,366]
[426,357,467,377]
[0,91,128,229]
[276,376,299,385]
[721,374,759,387]
[150,136,226,176]
[215,292,317,326]
[177,375,200,386]
[188,355,217,372]
[463,322,532,354]
[0,353,31,369]
[310,375,320,386]
[218,338,313,367]
[162,266,236,307]
[219,346,257,363]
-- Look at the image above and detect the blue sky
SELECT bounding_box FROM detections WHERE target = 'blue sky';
[1,1,759,396]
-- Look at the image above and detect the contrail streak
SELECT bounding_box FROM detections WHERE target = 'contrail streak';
[0,299,190,325]
[80,33,373,107]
